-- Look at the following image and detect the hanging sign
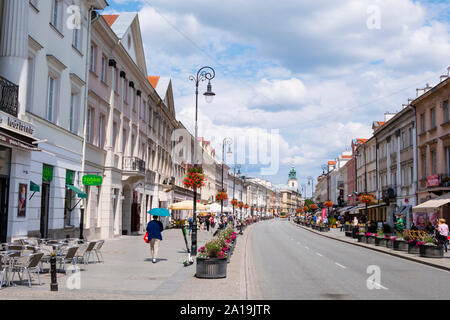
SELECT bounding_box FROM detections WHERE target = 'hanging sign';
[82,175,103,186]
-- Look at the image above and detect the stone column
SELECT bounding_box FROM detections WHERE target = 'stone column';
[0,0,28,117]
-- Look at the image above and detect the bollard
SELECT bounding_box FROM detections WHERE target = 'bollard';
[50,252,58,291]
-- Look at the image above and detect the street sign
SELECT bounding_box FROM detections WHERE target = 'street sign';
[82,175,103,186]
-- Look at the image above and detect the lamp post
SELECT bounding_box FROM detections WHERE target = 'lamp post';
[189,66,215,257]
[232,165,241,218]
[221,137,232,217]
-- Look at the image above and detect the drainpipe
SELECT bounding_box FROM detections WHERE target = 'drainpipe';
[80,8,99,239]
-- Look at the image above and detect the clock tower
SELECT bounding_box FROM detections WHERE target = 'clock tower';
[288,166,298,191]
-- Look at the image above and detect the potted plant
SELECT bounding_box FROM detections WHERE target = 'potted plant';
[374,231,386,246]
[407,239,421,254]
[367,233,377,245]
[419,236,444,258]
[391,232,407,251]
[196,239,228,279]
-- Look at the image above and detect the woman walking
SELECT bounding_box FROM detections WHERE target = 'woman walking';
[147,215,164,263]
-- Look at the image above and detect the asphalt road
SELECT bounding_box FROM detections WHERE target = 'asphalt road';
[249,219,450,300]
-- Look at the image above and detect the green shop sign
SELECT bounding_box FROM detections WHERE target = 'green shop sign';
[82,175,103,186]
[42,164,53,182]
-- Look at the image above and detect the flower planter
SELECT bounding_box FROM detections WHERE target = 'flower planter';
[345,231,352,237]
[393,239,408,252]
[386,239,393,249]
[367,236,376,245]
[419,245,444,258]
[357,234,364,242]
[196,258,228,279]
[408,242,420,254]
[375,238,386,246]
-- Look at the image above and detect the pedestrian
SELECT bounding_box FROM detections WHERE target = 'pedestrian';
[188,215,193,236]
[394,215,405,233]
[146,215,164,264]
[436,219,449,252]
[340,216,345,232]
[205,215,211,232]
[210,216,215,231]
[352,216,359,238]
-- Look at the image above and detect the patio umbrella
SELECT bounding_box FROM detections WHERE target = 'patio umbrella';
[148,208,171,217]
[167,200,210,211]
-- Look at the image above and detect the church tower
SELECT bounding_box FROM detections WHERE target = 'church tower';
[288,166,298,191]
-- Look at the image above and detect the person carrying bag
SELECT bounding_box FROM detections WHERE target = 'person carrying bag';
[146,216,164,263]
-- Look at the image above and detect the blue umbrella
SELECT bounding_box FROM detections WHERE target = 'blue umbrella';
[148,208,171,217]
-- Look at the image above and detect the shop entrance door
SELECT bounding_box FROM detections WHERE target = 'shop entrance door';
[40,182,50,239]
[131,203,140,233]
[0,177,10,243]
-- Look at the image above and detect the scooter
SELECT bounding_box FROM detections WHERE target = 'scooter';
[181,226,194,266]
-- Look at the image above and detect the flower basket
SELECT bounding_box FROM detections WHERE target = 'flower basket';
[408,241,420,254]
[184,167,206,189]
[196,258,227,279]
[216,191,228,202]
[231,199,238,206]
[419,244,444,258]
[323,201,333,208]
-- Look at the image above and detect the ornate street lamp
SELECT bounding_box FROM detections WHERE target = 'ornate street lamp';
[189,66,215,257]
[221,137,233,216]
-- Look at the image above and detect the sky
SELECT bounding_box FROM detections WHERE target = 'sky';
[104,0,450,195]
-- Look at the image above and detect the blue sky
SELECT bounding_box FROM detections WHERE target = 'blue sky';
[105,0,450,192]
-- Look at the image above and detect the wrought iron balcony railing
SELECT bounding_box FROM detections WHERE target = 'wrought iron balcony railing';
[0,76,18,117]
[123,156,146,174]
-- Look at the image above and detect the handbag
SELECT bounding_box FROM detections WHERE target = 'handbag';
[144,232,149,243]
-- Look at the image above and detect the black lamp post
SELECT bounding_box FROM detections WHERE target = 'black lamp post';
[232,165,241,218]
[189,66,215,257]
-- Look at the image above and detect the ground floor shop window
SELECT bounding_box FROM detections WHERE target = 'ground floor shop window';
[64,170,75,227]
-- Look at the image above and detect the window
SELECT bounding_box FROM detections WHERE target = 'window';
[408,127,413,147]
[113,69,118,92]
[98,115,105,148]
[87,108,93,143]
[73,27,82,51]
[422,154,427,179]
[421,114,426,133]
[131,88,135,110]
[431,108,436,129]
[113,122,117,151]
[69,92,79,134]
[431,150,437,174]
[101,56,107,82]
[443,100,449,123]
[47,76,56,123]
[26,54,36,112]
[401,131,406,149]
[51,0,61,30]
[90,44,96,72]
[410,167,414,185]
[122,78,127,102]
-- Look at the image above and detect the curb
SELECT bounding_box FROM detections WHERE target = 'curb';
[290,221,450,273]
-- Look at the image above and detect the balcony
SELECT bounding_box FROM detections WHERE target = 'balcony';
[0,76,18,117]
[122,156,146,174]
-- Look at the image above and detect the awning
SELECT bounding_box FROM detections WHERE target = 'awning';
[413,193,450,212]
[337,206,354,213]
[66,184,87,199]
[30,181,40,192]
[366,203,388,210]
[0,129,40,152]
[349,204,365,215]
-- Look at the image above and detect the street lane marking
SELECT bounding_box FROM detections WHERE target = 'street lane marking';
[316,253,323,257]
[335,263,347,269]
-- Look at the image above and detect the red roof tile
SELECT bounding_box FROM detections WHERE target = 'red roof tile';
[103,15,120,27]
[148,76,160,89]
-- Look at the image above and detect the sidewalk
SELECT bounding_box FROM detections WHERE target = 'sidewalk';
[0,223,256,300]
[291,221,450,272]
[0,227,217,299]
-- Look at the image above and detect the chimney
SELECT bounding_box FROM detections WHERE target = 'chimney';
[416,87,425,97]
[424,83,432,93]
[384,112,396,122]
